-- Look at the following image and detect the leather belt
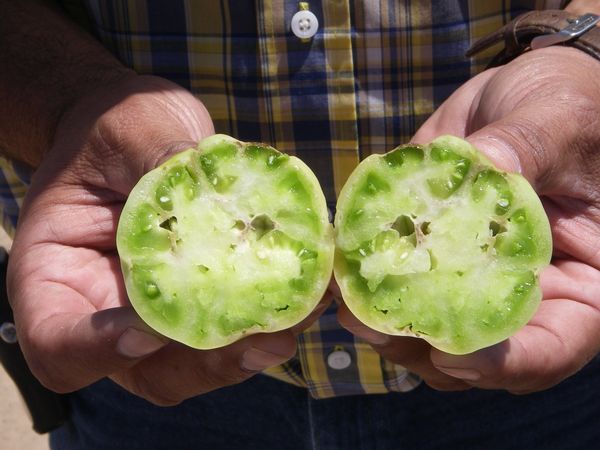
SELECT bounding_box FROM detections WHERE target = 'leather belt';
[466,10,600,67]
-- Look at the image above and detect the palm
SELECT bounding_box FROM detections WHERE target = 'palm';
[10,75,206,321]
[344,47,600,392]
[7,75,227,398]
[7,75,304,404]
[464,59,600,382]
[14,182,127,314]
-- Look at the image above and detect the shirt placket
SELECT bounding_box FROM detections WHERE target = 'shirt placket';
[257,0,417,399]
[318,0,360,197]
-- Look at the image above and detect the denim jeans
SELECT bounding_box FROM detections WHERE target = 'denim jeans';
[51,354,600,450]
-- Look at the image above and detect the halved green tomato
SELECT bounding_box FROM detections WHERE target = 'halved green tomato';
[117,135,334,349]
[334,135,552,354]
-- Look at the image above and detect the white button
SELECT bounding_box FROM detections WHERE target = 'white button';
[0,322,17,344]
[291,10,319,39]
[327,349,352,370]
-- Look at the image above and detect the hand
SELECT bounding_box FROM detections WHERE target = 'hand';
[7,74,328,406]
[338,46,600,393]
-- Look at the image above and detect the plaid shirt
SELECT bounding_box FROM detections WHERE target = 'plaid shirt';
[0,0,563,398]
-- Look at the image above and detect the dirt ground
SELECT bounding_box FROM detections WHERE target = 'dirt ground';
[1,230,49,449]
[0,366,50,450]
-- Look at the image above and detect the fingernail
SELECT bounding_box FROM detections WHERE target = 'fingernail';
[346,325,390,345]
[117,328,168,358]
[241,348,290,372]
[436,367,481,381]
[468,137,522,174]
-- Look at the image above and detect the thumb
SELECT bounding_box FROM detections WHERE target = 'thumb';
[465,96,592,200]
[465,104,557,186]
[48,73,214,195]
[18,304,169,393]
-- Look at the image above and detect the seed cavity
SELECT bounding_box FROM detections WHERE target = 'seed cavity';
[267,153,288,168]
[250,214,276,239]
[155,185,173,211]
[513,210,527,223]
[384,145,424,167]
[420,222,431,235]
[347,208,364,225]
[197,265,210,273]
[289,278,308,291]
[279,172,310,203]
[159,216,178,232]
[275,305,290,312]
[232,219,246,230]
[298,248,318,260]
[184,165,199,182]
[384,149,404,167]
[145,282,160,298]
[166,166,185,187]
[427,250,437,270]
[391,215,415,237]
[489,220,507,237]
[374,305,389,314]
[362,172,391,196]
[398,323,414,332]
[245,144,290,169]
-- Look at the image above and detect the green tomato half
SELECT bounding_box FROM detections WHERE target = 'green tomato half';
[117,135,334,349]
[334,135,552,355]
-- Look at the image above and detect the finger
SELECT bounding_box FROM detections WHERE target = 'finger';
[13,194,123,251]
[411,67,523,174]
[336,301,390,345]
[466,47,600,186]
[290,295,333,335]
[466,108,547,179]
[412,68,498,144]
[431,293,600,393]
[328,276,343,302]
[113,330,297,406]
[412,70,524,175]
[17,303,169,393]
[8,242,168,392]
[337,302,471,391]
[9,245,128,315]
[41,75,214,195]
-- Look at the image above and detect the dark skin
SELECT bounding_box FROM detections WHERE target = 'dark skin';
[338,47,600,393]
[2,1,330,406]
[3,0,600,405]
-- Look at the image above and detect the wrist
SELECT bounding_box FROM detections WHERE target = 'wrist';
[466,9,600,68]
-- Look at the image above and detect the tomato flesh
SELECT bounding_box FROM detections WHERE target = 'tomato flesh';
[117,135,335,349]
[334,136,552,354]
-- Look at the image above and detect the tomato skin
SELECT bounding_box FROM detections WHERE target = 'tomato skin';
[117,135,334,349]
[334,136,552,355]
